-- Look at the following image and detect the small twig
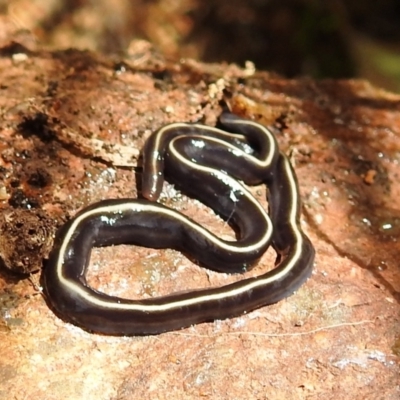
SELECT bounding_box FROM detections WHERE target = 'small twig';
[168,319,376,338]
[58,126,140,167]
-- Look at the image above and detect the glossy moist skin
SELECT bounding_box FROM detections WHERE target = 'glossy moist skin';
[42,113,315,336]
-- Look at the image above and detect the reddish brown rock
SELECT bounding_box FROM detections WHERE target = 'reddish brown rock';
[0,37,399,400]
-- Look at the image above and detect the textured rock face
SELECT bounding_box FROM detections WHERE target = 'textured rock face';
[0,38,399,399]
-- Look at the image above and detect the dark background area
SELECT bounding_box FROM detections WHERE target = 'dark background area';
[1,0,400,91]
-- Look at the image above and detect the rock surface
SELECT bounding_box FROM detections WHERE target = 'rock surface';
[0,38,399,399]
